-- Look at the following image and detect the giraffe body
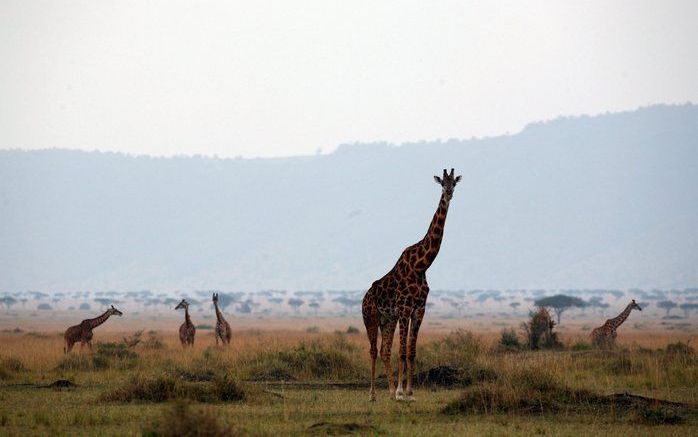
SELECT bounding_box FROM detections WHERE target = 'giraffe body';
[212,293,232,346]
[590,300,642,347]
[175,299,196,347]
[64,305,123,353]
[362,169,461,402]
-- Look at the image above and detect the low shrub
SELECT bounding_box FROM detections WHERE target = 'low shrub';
[102,374,248,403]
[665,341,694,356]
[142,334,166,350]
[570,341,593,351]
[92,342,139,370]
[55,353,94,371]
[245,336,361,380]
[605,353,647,375]
[212,375,246,402]
[1,357,26,373]
[498,328,521,351]
[305,326,320,333]
[142,401,239,437]
[635,404,684,425]
[443,369,600,415]
[346,326,360,335]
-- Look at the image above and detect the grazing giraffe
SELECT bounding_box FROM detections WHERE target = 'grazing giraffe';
[175,299,196,347]
[64,305,123,353]
[590,299,642,348]
[362,169,461,402]
[212,293,232,346]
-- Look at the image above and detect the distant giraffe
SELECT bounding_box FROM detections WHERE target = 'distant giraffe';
[212,293,232,346]
[362,169,461,402]
[64,305,123,353]
[175,299,196,347]
[590,300,642,347]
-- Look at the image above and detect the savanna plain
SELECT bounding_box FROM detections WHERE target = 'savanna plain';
[0,315,696,436]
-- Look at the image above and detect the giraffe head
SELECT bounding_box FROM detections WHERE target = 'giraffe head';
[175,299,190,311]
[107,305,123,317]
[433,168,462,201]
[212,293,219,305]
[630,299,642,311]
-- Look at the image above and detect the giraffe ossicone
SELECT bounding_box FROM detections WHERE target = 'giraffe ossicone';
[362,168,461,402]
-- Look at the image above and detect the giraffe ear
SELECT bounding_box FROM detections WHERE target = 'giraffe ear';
[434,176,443,185]
[454,175,462,184]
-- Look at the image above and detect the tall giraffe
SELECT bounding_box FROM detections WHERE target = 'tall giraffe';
[64,305,123,353]
[175,299,196,347]
[212,293,232,346]
[590,299,642,347]
[362,168,461,402]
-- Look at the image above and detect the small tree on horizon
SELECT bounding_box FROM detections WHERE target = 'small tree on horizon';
[658,300,678,316]
[534,294,586,325]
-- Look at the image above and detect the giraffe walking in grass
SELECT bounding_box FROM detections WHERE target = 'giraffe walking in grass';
[64,305,123,353]
[590,299,642,348]
[362,169,461,402]
[212,293,232,346]
[175,299,196,347]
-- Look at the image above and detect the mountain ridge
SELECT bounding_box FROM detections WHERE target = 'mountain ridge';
[1,104,696,292]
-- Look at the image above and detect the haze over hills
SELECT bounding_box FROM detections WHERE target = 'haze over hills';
[1,104,697,293]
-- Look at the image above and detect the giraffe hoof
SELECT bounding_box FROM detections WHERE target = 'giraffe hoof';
[369,392,376,402]
[395,390,405,401]
[406,395,416,402]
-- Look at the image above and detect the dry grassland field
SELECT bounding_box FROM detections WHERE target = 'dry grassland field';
[0,312,696,436]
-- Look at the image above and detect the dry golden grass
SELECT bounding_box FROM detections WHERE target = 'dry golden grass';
[0,315,696,435]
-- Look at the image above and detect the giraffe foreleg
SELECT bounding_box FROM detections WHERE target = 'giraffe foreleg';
[405,306,425,401]
[395,314,410,401]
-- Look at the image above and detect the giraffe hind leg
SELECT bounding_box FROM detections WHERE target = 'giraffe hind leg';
[395,314,410,401]
[362,296,379,401]
[405,306,425,401]
[379,319,398,398]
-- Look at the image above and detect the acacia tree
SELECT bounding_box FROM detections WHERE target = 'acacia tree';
[680,302,698,317]
[534,294,586,325]
[658,300,678,316]
[288,298,304,313]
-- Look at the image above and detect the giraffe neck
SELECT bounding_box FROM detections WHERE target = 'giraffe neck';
[214,302,225,322]
[608,304,633,329]
[184,307,192,326]
[418,192,450,271]
[85,311,111,330]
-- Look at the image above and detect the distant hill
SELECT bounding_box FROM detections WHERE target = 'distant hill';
[1,104,697,292]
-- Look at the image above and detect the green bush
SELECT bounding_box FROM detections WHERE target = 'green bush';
[142,402,239,437]
[245,336,361,380]
[102,374,247,403]
[212,375,246,402]
[571,341,593,351]
[665,341,694,356]
[55,353,94,371]
[498,329,521,351]
[1,357,26,373]
[635,404,684,425]
[92,342,139,370]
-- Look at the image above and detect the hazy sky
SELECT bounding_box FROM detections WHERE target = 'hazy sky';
[1,1,697,158]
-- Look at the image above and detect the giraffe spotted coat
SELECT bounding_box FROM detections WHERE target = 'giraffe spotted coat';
[590,300,642,347]
[362,169,461,402]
